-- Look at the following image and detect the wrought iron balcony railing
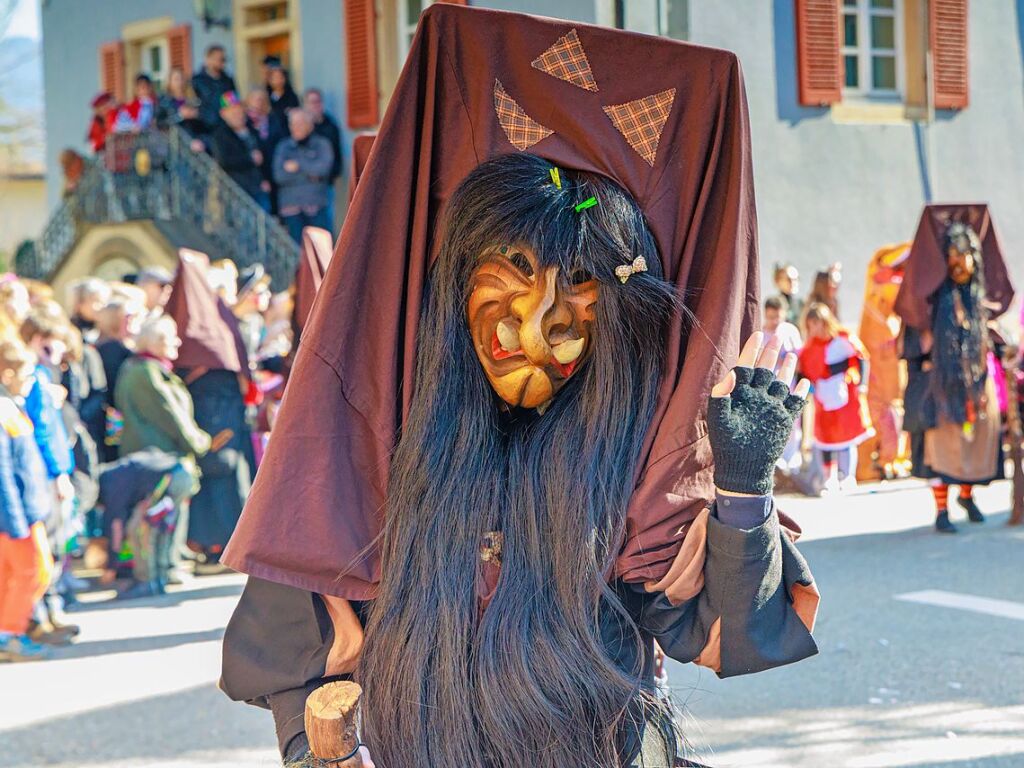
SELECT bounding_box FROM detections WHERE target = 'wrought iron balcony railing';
[32,127,299,287]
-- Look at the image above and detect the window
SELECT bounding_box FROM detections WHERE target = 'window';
[398,0,436,68]
[139,35,170,91]
[841,0,902,98]
[618,0,688,40]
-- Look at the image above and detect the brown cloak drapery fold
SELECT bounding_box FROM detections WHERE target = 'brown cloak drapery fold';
[895,203,1015,330]
[347,132,376,204]
[223,5,760,598]
[293,227,333,340]
[164,249,247,373]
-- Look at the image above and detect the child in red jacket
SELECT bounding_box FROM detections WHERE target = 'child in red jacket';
[799,303,875,493]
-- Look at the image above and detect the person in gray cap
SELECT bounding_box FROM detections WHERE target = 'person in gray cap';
[135,267,174,313]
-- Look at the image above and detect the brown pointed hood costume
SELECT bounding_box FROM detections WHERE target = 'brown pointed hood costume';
[164,249,248,373]
[223,4,759,598]
[895,203,1015,329]
[292,227,333,340]
[347,132,376,204]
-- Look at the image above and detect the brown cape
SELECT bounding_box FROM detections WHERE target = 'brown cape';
[165,249,247,373]
[895,204,1015,330]
[292,228,333,339]
[223,5,759,598]
[346,132,376,204]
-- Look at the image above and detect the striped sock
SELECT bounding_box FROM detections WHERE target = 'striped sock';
[959,484,974,500]
[932,484,949,512]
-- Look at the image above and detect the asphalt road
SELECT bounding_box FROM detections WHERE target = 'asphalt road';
[1,478,1021,768]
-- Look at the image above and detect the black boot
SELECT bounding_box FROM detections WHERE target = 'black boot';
[935,511,958,533]
[955,494,986,523]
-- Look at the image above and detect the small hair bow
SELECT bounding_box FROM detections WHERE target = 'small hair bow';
[615,256,648,284]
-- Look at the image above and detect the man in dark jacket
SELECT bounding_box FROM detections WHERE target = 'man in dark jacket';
[304,88,342,228]
[191,45,237,133]
[273,109,334,242]
[210,93,270,210]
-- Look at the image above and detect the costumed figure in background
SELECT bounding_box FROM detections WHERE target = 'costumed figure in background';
[291,228,333,349]
[798,303,874,493]
[164,251,255,567]
[220,8,819,767]
[896,205,1016,533]
[251,226,334,460]
[856,243,911,481]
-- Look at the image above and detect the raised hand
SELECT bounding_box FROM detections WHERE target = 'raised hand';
[707,332,810,497]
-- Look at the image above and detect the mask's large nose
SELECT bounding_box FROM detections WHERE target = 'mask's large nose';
[510,266,575,367]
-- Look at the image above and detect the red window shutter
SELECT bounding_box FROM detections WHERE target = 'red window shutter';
[99,41,126,102]
[345,0,379,128]
[930,0,968,109]
[794,0,842,106]
[168,24,193,80]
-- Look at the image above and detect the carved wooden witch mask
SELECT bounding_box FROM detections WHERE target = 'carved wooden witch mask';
[467,243,598,410]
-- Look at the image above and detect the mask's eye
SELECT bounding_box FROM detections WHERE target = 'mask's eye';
[568,269,594,285]
[508,250,534,277]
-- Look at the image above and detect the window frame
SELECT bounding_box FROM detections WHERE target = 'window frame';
[139,34,171,91]
[397,0,431,71]
[615,0,689,40]
[841,0,904,101]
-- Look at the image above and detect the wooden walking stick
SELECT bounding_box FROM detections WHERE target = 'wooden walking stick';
[1004,345,1024,526]
[304,681,364,767]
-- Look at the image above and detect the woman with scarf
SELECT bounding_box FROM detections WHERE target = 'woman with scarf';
[114,315,210,593]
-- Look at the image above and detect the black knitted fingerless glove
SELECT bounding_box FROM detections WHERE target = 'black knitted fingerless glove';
[707,366,807,496]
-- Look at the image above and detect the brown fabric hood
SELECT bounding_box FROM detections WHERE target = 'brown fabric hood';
[165,249,247,373]
[223,4,759,598]
[895,203,1015,330]
[347,132,376,204]
[293,227,333,339]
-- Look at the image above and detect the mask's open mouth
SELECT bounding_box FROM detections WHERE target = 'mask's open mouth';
[490,321,585,380]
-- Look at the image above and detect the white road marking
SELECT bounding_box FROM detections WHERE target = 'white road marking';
[894,590,1024,621]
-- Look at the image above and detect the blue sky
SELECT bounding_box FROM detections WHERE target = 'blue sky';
[5,0,40,40]
[0,0,43,169]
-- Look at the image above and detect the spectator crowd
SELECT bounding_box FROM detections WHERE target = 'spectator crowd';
[84,45,342,241]
[0,242,311,662]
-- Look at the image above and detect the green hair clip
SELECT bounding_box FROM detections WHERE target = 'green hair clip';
[574,196,598,213]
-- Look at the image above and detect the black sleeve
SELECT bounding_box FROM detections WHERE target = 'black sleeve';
[826,358,850,376]
[221,576,353,757]
[191,75,218,130]
[901,325,930,365]
[629,505,818,677]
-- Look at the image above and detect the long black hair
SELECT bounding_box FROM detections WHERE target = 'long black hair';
[357,153,679,767]
[932,221,990,426]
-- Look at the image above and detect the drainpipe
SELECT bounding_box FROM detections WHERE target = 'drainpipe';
[923,0,936,202]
